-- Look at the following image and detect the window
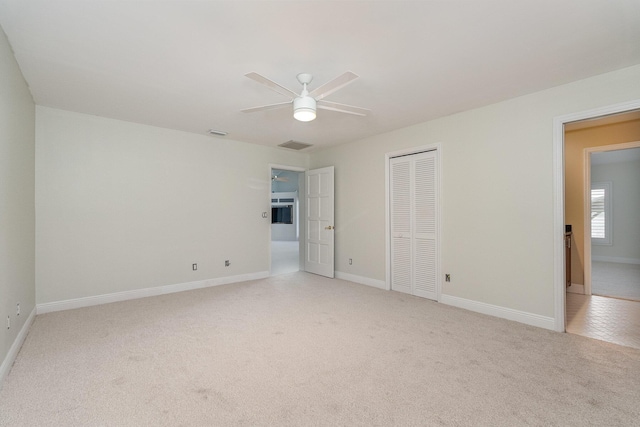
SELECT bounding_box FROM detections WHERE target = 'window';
[272,205,293,224]
[591,182,612,245]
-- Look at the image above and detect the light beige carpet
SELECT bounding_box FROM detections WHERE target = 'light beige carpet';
[1,272,639,426]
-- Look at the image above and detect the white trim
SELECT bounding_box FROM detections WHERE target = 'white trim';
[385,153,391,291]
[583,141,640,154]
[36,271,269,314]
[269,164,306,173]
[583,151,592,294]
[567,284,585,294]
[440,294,555,331]
[335,271,387,290]
[385,143,442,298]
[552,115,566,332]
[552,99,640,332]
[592,256,640,265]
[1,307,36,387]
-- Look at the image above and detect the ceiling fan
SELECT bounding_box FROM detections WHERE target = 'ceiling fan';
[242,71,370,122]
[272,173,289,182]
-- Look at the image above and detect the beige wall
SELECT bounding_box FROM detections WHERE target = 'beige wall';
[312,64,640,319]
[35,107,309,304]
[0,28,36,370]
[564,119,640,284]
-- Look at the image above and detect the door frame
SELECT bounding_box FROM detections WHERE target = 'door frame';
[268,164,306,275]
[385,143,442,298]
[583,141,640,295]
[552,99,640,332]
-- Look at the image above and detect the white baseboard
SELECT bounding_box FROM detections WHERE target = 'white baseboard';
[1,307,36,387]
[335,274,556,330]
[36,271,270,314]
[440,294,555,331]
[592,256,640,265]
[567,283,585,294]
[335,271,388,290]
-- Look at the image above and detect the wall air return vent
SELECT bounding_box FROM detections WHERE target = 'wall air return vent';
[278,140,312,150]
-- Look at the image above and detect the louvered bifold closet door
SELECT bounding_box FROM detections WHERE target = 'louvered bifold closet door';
[390,150,438,300]
[390,158,412,294]
[413,152,437,300]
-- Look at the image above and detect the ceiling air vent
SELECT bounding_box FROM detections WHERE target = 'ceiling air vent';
[278,140,313,150]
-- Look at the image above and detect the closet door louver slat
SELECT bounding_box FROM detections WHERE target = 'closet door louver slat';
[390,160,412,294]
[390,151,438,300]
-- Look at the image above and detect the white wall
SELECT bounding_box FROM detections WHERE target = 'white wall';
[0,28,35,375]
[592,159,640,262]
[12,48,640,335]
[311,64,640,320]
[35,107,308,304]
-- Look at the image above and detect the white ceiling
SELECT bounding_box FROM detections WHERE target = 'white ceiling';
[1,1,640,151]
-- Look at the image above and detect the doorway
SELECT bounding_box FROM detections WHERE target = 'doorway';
[586,145,640,301]
[553,101,640,332]
[270,166,304,276]
[560,108,640,348]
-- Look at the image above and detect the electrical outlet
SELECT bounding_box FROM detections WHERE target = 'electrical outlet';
[445,274,451,282]
[16,303,20,316]
[349,258,352,265]
[225,260,230,267]
[192,263,197,271]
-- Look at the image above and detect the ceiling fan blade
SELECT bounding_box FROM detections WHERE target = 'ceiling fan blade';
[241,101,291,113]
[317,100,370,116]
[245,72,298,99]
[309,71,359,101]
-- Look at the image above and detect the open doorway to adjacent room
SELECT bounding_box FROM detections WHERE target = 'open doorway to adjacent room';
[270,167,304,276]
[587,146,640,302]
[563,109,640,349]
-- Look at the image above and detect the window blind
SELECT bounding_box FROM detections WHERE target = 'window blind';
[591,188,606,239]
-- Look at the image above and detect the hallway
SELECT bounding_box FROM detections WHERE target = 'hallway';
[270,241,300,276]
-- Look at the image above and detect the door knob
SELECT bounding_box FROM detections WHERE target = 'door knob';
[325,225,334,230]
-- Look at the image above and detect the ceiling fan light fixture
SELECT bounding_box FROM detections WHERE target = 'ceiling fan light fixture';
[293,96,316,122]
[243,71,368,122]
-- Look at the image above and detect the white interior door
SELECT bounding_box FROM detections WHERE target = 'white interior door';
[305,166,335,278]
[390,151,438,300]
[390,159,412,294]
[413,153,438,299]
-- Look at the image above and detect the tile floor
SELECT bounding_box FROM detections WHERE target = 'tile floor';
[591,261,640,301]
[566,292,640,350]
